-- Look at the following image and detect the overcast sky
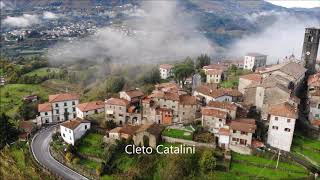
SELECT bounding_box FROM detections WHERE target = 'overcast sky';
[266,0,320,8]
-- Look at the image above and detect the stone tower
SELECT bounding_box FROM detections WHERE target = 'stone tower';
[301,27,320,74]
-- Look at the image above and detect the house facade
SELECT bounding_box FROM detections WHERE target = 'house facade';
[206,69,223,84]
[243,53,267,71]
[207,101,237,120]
[238,73,262,94]
[76,101,105,119]
[37,93,80,125]
[230,119,256,147]
[159,64,173,79]
[267,102,297,151]
[60,118,91,145]
[201,107,228,134]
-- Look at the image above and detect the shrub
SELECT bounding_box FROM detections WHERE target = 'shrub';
[65,152,74,163]
[199,149,216,173]
[72,157,80,165]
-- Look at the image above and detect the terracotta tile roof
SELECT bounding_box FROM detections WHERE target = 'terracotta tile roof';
[259,62,306,80]
[19,121,35,133]
[179,95,197,105]
[219,128,230,136]
[49,93,80,103]
[207,69,223,75]
[149,91,179,101]
[203,64,228,71]
[119,125,140,136]
[230,119,256,133]
[155,82,181,93]
[201,107,228,119]
[268,102,298,119]
[60,118,90,130]
[159,64,173,70]
[239,73,262,82]
[38,103,52,112]
[146,123,165,136]
[105,98,129,106]
[207,101,237,111]
[195,85,242,98]
[77,101,104,112]
[122,89,144,98]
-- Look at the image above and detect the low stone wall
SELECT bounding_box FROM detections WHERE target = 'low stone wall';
[162,136,215,148]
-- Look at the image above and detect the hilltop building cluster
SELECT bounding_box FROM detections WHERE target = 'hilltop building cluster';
[36,27,320,154]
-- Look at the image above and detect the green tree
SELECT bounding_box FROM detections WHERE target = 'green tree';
[105,120,116,130]
[173,58,195,86]
[105,76,125,93]
[139,67,161,85]
[0,113,18,149]
[195,54,211,70]
[17,101,38,120]
[199,149,216,173]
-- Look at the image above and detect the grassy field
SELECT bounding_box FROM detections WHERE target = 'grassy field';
[227,152,309,179]
[292,135,320,167]
[78,133,105,158]
[220,79,239,88]
[24,67,61,77]
[0,142,54,180]
[42,79,80,93]
[162,128,193,140]
[0,84,54,117]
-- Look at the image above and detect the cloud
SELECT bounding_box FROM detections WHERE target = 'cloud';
[48,1,215,64]
[43,11,60,19]
[266,0,320,8]
[0,1,5,9]
[3,14,40,27]
[228,13,320,64]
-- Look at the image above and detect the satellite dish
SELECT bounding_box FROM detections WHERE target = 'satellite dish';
[306,51,311,55]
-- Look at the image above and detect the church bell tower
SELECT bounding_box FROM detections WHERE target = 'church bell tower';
[301,27,320,74]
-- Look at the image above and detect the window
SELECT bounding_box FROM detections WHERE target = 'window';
[56,110,59,114]
[287,119,291,123]
[69,129,71,133]
[241,131,247,135]
[65,108,68,112]
[284,128,291,132]
[57,117,60,121]
[274,117,278,121]
[45,112,48,115]
[73,114,76,118]
[64,102,67,106]
[119,114,123,117]
[232,138,237,141]
[85,125,87,129]
[207,121,210,125]
[73,107,75,111]
[219,119,222,122]
[172,106,175,108]
[272,126,278,130]
[318,104,320,109]
[233,130,236,133]
[63,133,65,137]
[55,103,58,107]
[72,101,75,105]
[183,112,185,115]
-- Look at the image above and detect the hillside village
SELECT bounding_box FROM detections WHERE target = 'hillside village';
[1,28,320,179]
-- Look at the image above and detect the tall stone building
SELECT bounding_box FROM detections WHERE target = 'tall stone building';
[301,27,320,74]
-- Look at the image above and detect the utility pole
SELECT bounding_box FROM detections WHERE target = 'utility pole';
[276,150,281,169]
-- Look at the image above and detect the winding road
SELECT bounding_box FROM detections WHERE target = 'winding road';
[31,126,88,180]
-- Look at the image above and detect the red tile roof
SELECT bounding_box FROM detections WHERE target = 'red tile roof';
[308,72,320,87]
[219,128,230,136]
[310,90,320,97]
[159,64,173,70]
[105,98,129,106]
[49,93,80,103]
[268,102,298,119]
[311,120,320,126]
[207,69,223,75]
[203,64,228,71]
[230,119,256,133]
[77,101,104,112]
[60,118,90,130]
[239,73,262,82]
[201,108,228,119]
[179,95,197,105]
[19,121,35,133]
[207,101,237,111]
[149,91,180,101]
[195,85,242,98]
[38,103,52,112]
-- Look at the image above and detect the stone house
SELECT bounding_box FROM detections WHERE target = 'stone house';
[119,89,144,105]
[267,102,297,151]
[18,120,36,141]
[238,73,261,94]
[218,127,230,149]
[201,107,228,135]
[159,64,173,79]
[206,69,224,84]
[308,72,320,127]
[178,95,198,123]
[230,118,256,147]
[207,101,237,120]
[243,53,267,71]
[76,101,105,119]
[60,118,91,145]
[133,123,165,148]
[193,85,242,104]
